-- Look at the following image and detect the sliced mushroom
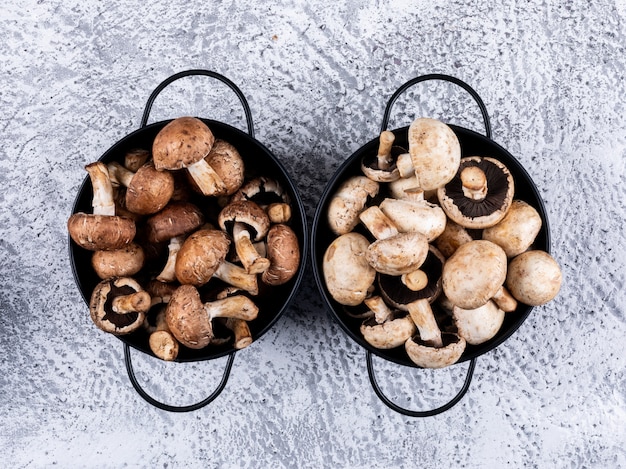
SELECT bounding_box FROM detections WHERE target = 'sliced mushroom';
[327,175,379,236]
[482,199,543,257]
[506,250,562,306]
[152,116,226,196]
[442,240,509,310]
[165,284,259,349]
[438,156,515,229]
[144,201,204,244]
[396,117,461,191]
[68,162,136,251]
[323,232,376,306]
[261,224,300,286]
[89,277,150,335]
[360,130,401,182]
[359,296,416,349]
[378,187,447,241]
[91,242,145,280]
[453,300,505,345]
[358,205,429,276]
[218,200,271,274]
[107,161,174,215]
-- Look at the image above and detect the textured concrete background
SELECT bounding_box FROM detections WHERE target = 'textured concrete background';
[2,0,626,467]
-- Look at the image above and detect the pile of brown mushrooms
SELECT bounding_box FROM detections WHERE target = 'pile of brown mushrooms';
[68,117,301,361]
[323,117,562,369]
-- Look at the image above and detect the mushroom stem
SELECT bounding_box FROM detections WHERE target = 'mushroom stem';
[364,296,393,323]
[376,130,395,170]
[232,222,271,274]
[111,291,151,314]
[396,152,415,179]
[407,299,443,348]
[186,158,227,196]
[204,295,259,322]
[156,236,184,283]
[492,285,518,312]
[214,261,259,295]
[85,162,116,216]
[359,206,399,240]
[149,309,179,361]
[107,162,135,188]
[224,317,253,349]
[402,269,428,291]
[460,166,488,201]
[267,203,292,224]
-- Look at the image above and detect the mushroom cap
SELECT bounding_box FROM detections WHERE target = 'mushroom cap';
[165,284,214,349]
[125,161,175,215]
[405,332,466,369]
[379,195,447,242]
[407,117,461,191]
[482,199,543,257]
[360,314,416,349]
[218,200,270,241]
[202,139,245,196]
[68,213,136,251]
[442,240,508,310]
[506,250,562,306]
[434,219,475,258]
[366,231,429,276]
[152,117,215,171]
[89,277,149,335]
[175,229,231,286]
[437,156,515,229]
[262,224,300,286]
[229,176,290,206]
[91,242,145,280]
[144,201,204,244]
[323,232,376,306]
[453,300,505,345]
[327,176,380,236]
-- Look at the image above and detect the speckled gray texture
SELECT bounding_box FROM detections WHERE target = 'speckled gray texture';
[1,0,626,467]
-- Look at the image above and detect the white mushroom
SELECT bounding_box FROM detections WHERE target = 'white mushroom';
[327,175,379,235]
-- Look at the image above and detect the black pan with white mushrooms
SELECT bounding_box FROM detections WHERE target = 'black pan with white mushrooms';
[69,116,302,361]
[320,117,562,369]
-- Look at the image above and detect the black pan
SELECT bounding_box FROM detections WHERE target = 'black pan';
[311,74,550,416]
[69,70,308,411]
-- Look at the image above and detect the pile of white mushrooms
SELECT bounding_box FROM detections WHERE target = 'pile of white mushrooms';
[68,117,301,361]
[323,117,562,369]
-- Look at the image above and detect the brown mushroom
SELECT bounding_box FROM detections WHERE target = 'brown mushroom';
[229,176,291,208]
[482,199,543,257]
[144,201,204,244]
[223,317,253,350]
[327,175,380,236]
[261,224,300,286]
[360,130,401,182]
[323,232,376,306]
[124,148,150,173]
[68,162,136,251]
[152,116,227,196]
[165,284,259,349]
[107,161,174,215]
[438,156,515,229]
[155,236,185,283]
[506,250,562,306]
[358,205,429,276]
[218,200,271,274]
[442,240,513,311]
[148,307,180,361]
[359,296,416,349]
[395,117,461,191]
[197,139,245,197]
[91,242,145,280]
[378,187,447,242]
[174,228,259,295]
[89,277,150,335]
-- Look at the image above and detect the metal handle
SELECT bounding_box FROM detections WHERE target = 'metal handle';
[124,344,236,413]
[366,351,476,417]
[380,73,492,139]
[140,69,255,137]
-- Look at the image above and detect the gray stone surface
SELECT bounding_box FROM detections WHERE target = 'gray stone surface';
[1,0,625,467]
